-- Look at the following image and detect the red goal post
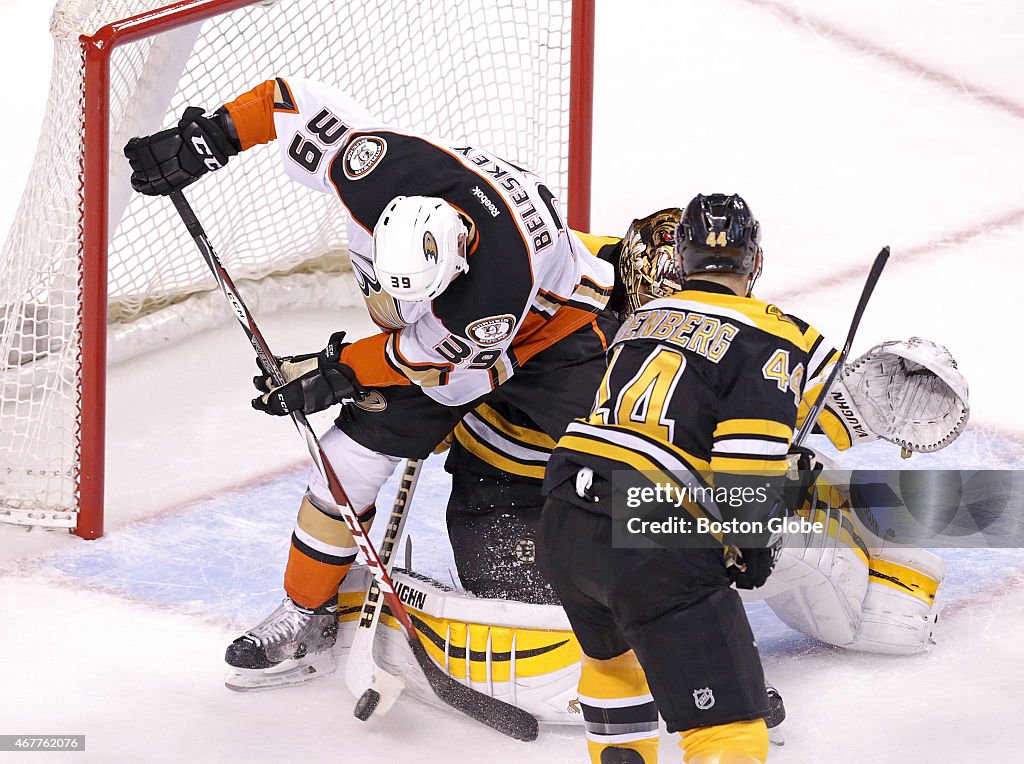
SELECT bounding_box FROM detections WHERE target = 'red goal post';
[0,0,595,539]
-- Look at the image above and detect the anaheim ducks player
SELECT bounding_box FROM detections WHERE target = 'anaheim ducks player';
[123,77,616,686]
[537,194,967,764]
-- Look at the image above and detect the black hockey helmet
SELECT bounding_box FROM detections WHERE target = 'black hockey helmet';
[676,193,762,280]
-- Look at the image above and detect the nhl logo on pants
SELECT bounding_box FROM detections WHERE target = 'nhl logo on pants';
[514,537,536,564]
[693,687,715,710]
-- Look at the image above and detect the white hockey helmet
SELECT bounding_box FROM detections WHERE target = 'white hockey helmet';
[372,196,469,302]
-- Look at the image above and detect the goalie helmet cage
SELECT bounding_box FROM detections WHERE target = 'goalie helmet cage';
[0,0,595,539]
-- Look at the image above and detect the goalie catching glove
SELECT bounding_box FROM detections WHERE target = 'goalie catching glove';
[822,337,969,452]
[123,106,239,196]
[252,331,366,416]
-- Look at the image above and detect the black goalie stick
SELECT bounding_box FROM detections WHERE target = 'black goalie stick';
[793,246,890,447]
[728,246,890,575]
[168,190,539,742]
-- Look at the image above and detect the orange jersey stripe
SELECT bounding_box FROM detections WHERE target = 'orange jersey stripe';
[223,79,278,150]
[513,306,601,366]
[340,333,411,388]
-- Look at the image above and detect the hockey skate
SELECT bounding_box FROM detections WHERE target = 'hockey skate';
[224,597,339,692]
[766,684,786,746]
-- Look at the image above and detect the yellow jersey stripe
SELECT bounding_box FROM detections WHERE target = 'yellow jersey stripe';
[473,404,557,450]
[650,291,808,348]
[573,231,621,257]
[714,418,793,440]
[581,422,711,474]
[453,426,547,480]
[709,455,789,475]
[556,434,723,542]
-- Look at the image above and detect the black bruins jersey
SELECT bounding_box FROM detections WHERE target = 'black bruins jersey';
[544,280,836,509]
[449,402,555,484]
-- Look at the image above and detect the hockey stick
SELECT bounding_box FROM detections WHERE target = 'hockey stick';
[793,246,890,448]
[347,457,423,720]
[727,247,890,569]
[168,191,539,742]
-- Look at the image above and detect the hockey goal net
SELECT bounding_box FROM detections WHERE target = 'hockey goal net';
[0,0,594,538]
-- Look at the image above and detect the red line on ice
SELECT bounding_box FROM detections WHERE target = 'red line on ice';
[765,206,1024,302]
[739,0,1024,121]
[941,566,1024,620]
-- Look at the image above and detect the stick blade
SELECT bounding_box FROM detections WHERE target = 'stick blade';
[409,638,539,742]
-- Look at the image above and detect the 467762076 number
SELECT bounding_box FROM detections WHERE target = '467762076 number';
[0,736,84,751]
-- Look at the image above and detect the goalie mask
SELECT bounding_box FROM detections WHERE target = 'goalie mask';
[676,193,762,293]
[373,196,469,302]
[619,208,684,318]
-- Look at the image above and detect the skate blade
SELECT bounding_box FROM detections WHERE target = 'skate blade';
[769,727,785,747]
[225,652,336,692]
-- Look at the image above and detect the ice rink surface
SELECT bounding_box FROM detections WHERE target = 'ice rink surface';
[2,0,1024,761]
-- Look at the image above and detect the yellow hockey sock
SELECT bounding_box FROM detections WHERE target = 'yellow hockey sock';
[680,719,768,763]
[579,651,659,764]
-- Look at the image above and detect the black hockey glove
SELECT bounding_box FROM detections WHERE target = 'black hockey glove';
[123,106,240,196]
[721,448,821,589]
[725,544,780,590]
[252,332,366,416]
[781,446,823,514]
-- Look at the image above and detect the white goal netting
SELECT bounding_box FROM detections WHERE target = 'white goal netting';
[0,0,582,529]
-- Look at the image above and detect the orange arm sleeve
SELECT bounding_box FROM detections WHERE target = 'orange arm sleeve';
[223,80,278,150]
[340,334,411,388]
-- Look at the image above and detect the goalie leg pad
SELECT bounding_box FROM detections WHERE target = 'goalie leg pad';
[848,548,945,654]
[757,540,869,648]
[746,474,871,647]
[756,526,870,646]
[750,466,944,654]
[338,567,584,724]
